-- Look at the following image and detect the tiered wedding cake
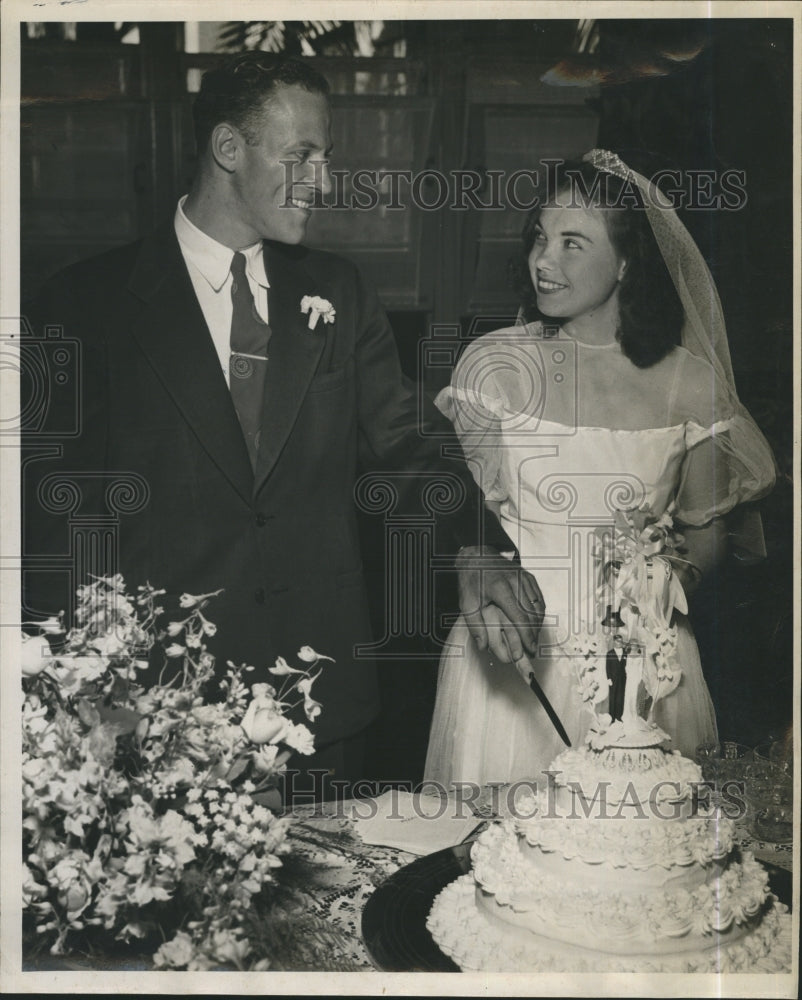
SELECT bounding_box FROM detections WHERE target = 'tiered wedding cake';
[428,511,792,972]
[427,730,792,972]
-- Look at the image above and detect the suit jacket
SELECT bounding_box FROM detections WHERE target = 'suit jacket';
[605,647,628,723]
[22,225,508,746]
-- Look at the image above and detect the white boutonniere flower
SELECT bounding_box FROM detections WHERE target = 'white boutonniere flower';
[300,295,336,330]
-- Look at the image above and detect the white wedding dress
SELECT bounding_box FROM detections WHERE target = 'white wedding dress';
[424,324,768,788]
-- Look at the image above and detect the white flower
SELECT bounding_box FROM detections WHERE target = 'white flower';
[37,615,65,635]
[570,628,599,659]
[177,587,223,609]
[587,713,614,751]
[296,675,317,696]
[91,631,129,657]
[251,744,281,774]
[241,696,289,746]
[165,643,186,658]
[50,853,94,917]
[153,930,196,969]
[297,645,333,663]
[55,653,110,684]
[155,757,196,790]
[268,655,304,676]
[300,295,336,331]
[158,810,197,868]
[22,863,48,906]
[21,634,53,677]
[283,723,315,756]
[297,676,322,721]
[303,698,322,722]
[250,682,277,701]
[210,928,251,967]
[166,621,184,637]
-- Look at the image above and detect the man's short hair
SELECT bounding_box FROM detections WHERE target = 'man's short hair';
[193,51,331,153]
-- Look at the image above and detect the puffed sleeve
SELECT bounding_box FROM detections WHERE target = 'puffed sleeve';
[669,351,776,539]
[434,333,516,504]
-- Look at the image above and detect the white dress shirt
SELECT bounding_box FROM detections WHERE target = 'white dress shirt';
[174,195,269,388]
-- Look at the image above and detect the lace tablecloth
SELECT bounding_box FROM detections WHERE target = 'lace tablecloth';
[735,828,793,872]
[283,808,417,970]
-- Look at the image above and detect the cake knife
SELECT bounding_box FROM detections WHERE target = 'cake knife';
[528,670,571,747]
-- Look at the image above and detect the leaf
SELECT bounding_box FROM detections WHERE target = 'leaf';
[244,887,363,971]
[96,703,142,735]
[76,698,100,729]
[226,755,249,784]
[108,673,132,702]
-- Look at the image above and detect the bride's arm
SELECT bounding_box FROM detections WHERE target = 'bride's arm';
[672,428,730,597]
[675,516,728,597]
[669,356,736,598]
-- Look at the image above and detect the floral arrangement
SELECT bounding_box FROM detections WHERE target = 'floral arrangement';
[22,575,329,970]
[571,507,692,745]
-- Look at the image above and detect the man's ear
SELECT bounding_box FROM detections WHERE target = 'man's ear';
[210,123,240,174]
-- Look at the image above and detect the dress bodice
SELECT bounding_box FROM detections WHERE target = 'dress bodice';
[435,325,776,628]
[495,416,691,632]
[497,415,688,534]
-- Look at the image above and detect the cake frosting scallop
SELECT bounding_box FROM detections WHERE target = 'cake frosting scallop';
[426,731,792,973]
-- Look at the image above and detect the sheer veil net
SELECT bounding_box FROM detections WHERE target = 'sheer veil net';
[579,149,776,556]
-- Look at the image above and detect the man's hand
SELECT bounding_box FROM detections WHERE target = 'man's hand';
[456,545,545,662]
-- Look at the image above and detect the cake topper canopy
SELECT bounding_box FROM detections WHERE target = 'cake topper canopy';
[570,506,692,750]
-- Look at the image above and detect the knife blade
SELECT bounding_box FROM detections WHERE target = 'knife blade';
[528,670,572,747]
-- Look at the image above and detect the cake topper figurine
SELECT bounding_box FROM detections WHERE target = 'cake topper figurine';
[577,506,693,749]
[604,624,628,722]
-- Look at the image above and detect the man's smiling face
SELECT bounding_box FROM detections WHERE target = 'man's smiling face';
[231,83,333,246]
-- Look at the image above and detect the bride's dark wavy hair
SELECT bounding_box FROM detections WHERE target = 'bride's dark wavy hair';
[508,159,684,368]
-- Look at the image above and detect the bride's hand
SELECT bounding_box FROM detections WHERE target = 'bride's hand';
[456,546,545,662]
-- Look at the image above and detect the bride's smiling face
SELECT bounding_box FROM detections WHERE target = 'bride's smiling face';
[527,203,627,324]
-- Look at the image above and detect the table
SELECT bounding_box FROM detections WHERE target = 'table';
[281,809,416,970]
[22,793,793,973]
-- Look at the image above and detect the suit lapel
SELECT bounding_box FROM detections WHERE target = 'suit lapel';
[127,226,254,504]
[253,241,327,494]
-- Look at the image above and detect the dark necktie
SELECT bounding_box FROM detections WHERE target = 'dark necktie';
[229,252,271,469]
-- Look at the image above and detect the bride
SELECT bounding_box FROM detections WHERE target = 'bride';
[425,149,776,787]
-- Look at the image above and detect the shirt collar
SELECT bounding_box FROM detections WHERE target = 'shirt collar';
[174,195,269,292]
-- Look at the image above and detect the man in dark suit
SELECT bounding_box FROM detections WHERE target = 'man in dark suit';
[606,632,629,723]
[22,53,542,797]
